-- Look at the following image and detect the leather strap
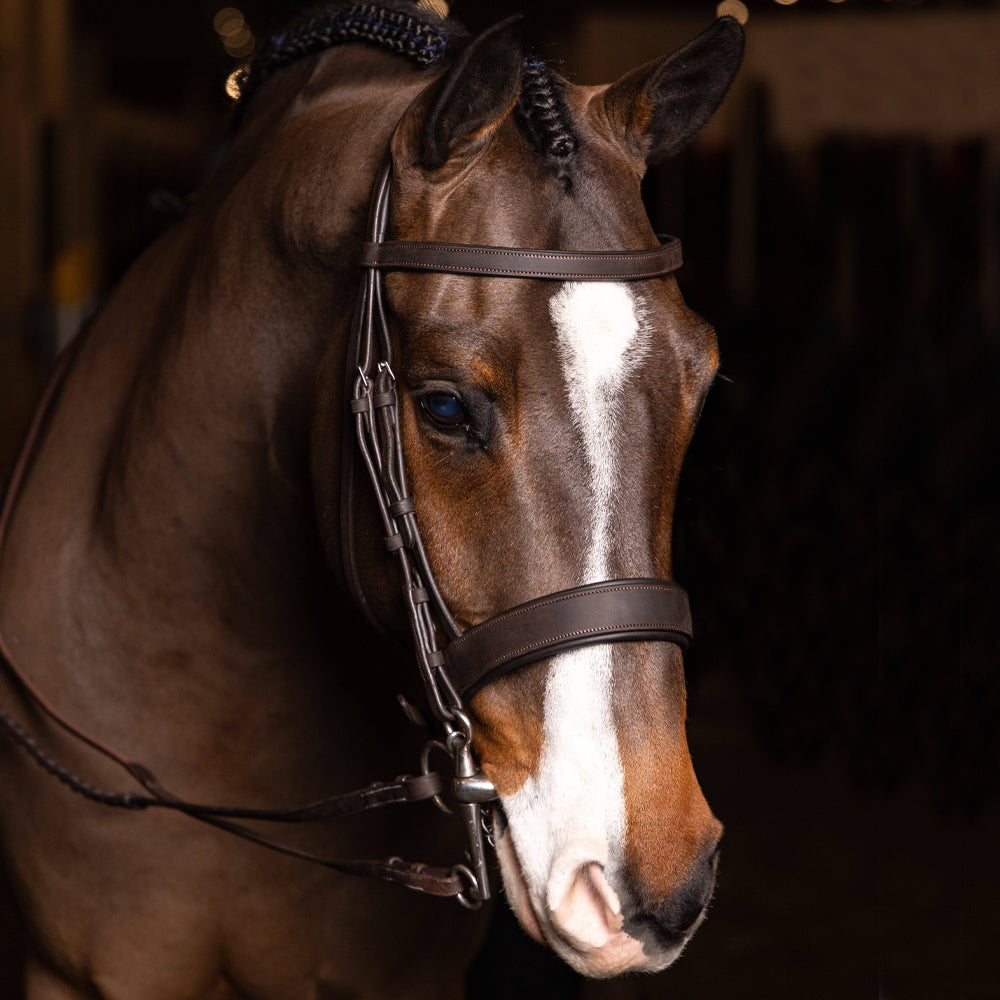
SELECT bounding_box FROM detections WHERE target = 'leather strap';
[360,237,682,281]
[144,807,466,897]
[133,771,445,822]
[444,579,692,698]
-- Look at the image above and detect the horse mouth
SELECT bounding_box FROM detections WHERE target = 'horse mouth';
[493,819,689,978]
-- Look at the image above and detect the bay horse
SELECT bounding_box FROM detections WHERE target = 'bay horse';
[0,3,743,996]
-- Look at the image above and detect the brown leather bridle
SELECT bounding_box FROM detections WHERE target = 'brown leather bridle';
[342,154,693,904]
[0,150,693,908]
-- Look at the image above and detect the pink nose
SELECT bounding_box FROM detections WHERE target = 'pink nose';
[549,861,623,950]
[546,839,722,962]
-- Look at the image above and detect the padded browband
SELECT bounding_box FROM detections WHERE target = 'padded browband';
[444,579,692,698]
[360,237,683,281]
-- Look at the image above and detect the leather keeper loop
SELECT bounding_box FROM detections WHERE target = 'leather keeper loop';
[383,533,405,552]
[349,397,370,413]
[444,578,692,698]
[390,498,416,517]
[372,390,396,409]
[411,587,429,605]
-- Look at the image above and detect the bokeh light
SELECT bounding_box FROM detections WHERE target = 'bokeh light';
[716,0,750,24]
[213,8,244,36]
[214,8,254,59]
[415,0,450,17]
[225,67,245,100]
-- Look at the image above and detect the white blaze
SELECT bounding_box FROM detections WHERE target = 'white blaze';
[501,282,650,945]
[549,281,648,583]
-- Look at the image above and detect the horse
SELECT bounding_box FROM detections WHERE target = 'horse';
[0,3,743,996]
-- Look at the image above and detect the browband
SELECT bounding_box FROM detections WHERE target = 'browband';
[360,237,683,281]
[444,579,692,698]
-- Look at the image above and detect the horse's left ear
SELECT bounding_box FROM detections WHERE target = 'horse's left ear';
[599,16,744,165]
[404,15,524,171]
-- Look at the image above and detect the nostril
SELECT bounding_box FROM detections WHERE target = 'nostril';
[654,849,719,938]
[548,861,624,951]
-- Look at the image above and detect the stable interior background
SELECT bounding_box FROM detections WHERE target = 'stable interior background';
[1,1,996,998]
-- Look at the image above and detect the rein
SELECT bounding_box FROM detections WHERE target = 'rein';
[0,149,693,908]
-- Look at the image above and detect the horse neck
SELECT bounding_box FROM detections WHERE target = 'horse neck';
[86,57,421,659]
[5,59,422,781]
[83,218,331,670]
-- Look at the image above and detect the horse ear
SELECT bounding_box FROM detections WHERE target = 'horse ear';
[415,16,524,170]
[600,16,744,166]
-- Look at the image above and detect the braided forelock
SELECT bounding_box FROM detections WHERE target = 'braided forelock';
[515,56,580,192]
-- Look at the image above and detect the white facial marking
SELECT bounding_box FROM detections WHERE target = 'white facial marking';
[501,283,650,961]
[549,281,649,582]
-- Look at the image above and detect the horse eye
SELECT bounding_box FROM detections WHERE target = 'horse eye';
[422,392,467,427]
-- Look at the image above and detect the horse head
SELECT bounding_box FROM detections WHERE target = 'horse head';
[310,14,744,978]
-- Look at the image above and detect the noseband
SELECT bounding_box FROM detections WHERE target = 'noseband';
[0,148,693,910]
[343,154,693,904]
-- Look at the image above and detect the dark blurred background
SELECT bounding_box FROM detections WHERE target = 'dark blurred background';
[1,1,996,998]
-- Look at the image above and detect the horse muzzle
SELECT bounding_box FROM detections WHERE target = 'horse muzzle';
[494,815,722,978]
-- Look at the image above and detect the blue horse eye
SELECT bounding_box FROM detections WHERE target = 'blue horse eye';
[423,392,466,426]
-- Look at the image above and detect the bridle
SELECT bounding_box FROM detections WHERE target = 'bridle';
[342,153,693,903]
[0,147,694,908]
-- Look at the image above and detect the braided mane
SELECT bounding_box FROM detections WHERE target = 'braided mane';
[235,1,579,186]
[515,56,579,191]
[236,1,464,109]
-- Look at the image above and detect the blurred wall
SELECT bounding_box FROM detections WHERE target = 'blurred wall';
[575,9,1000,143]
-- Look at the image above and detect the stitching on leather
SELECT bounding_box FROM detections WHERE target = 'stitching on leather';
[377,265,675,279]
[467,624,690,676]
[362,242,682,279]
[380,244,675,261]
[448,583,682,646]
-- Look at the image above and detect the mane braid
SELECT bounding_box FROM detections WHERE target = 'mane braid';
[235,2,459,114]
[233,4,580,191]
[516,56,580,192]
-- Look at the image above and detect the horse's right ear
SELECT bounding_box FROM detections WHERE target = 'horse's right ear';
[600,16,744,166]
[402,16,524,171]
